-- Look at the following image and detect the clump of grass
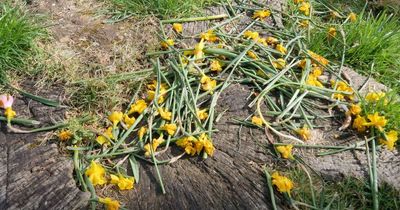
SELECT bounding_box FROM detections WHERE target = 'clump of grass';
[307,7,400,88]
[109,0,227,18]
[0,3,43,84]
[289,168,400,209]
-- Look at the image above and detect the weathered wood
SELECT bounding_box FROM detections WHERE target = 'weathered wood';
[0,82,90,210]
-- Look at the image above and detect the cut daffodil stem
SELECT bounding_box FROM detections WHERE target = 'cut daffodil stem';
[161,14,228,24]
[10,85,61,107]
[264,168,277,210]
[273,142,366,150]
[0,116,40,126]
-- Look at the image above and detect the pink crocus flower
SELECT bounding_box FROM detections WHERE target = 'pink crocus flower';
[0,94,14,109]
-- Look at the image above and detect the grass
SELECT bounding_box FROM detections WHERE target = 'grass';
[108,0,228,19]
[289,167,400,209]
[307,2,400,88]
[0,3,43,84]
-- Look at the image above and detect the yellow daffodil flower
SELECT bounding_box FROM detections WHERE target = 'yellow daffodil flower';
[298,59,307,70]
[247,50,258,59]
[379,130,398,151]
[194,40,205,60]
[123,114,135,128]
[110,174,135,190]
[275,43,287,54]
[271,172,294,194]
[172,23,183,33]
[328,27,337,39]
[161,39,174,49]
[200,30,219,42]
[272,58,286,70]
[176,136,198,156]
[276,145,294,159]
[348,12,357,22]
[348,103,362,116]
[252,115,264,126]
[138,127,147,140]
[160,123,177,136]
[128,100,147,115]
[243,30,260,41]
[353,115,367,132]
[308,50,329,66]
[365,91,386,103]
[210,60,223,72]
[198,133,215,156]
[200,75,217,93]
[364,112,387,131]
[85,161,107,186]
[158,107,172,121]
[58,130,73,141]
[306,74,323,87]
[99,197,120,210]
[266,36,279,45]
[108,111,123,126]
[197,109,209,120]
[294,0,304,3]
[144,136,164,157]
[299,20,309,28]
[299,2,311,16]
[96,126,114,146]
[147,90,166,104]
[312,66,323,76]
[296,125,311,140]
[253,10,271,19]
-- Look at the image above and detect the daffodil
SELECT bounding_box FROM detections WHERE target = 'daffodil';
[158,107,172,121]
[200,30,218,42]
[294,0,304,3]
[266,36,279,45]
[275,43,287,54]
[379,130,398,151]
[144,136,164,157]
[312,66,323,76]
[194,40,205,60]
[198,133,215,156]
[138,127,147,140]
[296,125,311,140]
[252,116,264,126]
[271,172,294,194]
[172,23,183,33]
[243,30,260,40]
[123,114,135,128]
[299,2,311,16]
[85,161,107,186]
[128,100,147,115]
[247,50,258,59]
[272,58,286,70]
[110,174,135,190]
[348,103,362,116]
[108,111,123,126]
[353,115,367,132]
[298,59,307,70]
[276,145,294,159]
[364,112,387,131]
[328,27,337,39]
[210,60,223,72]
[96,126,114,146]
[306,74,323,87]
[176,136,198,156]
[197,109,208,121]
[308,50,329,66]
[200,75,217,93]
[299,20,309,28]
[253,10,271,19]
[348,12,357,22]
[99,197,120,210]
[365,91,386,103]
[161,39,174,49]
[58,130,73,141]
[0,94,16,122]
[160,123,177,136]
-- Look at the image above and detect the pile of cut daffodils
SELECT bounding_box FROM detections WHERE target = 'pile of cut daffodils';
[55,0,398,209]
